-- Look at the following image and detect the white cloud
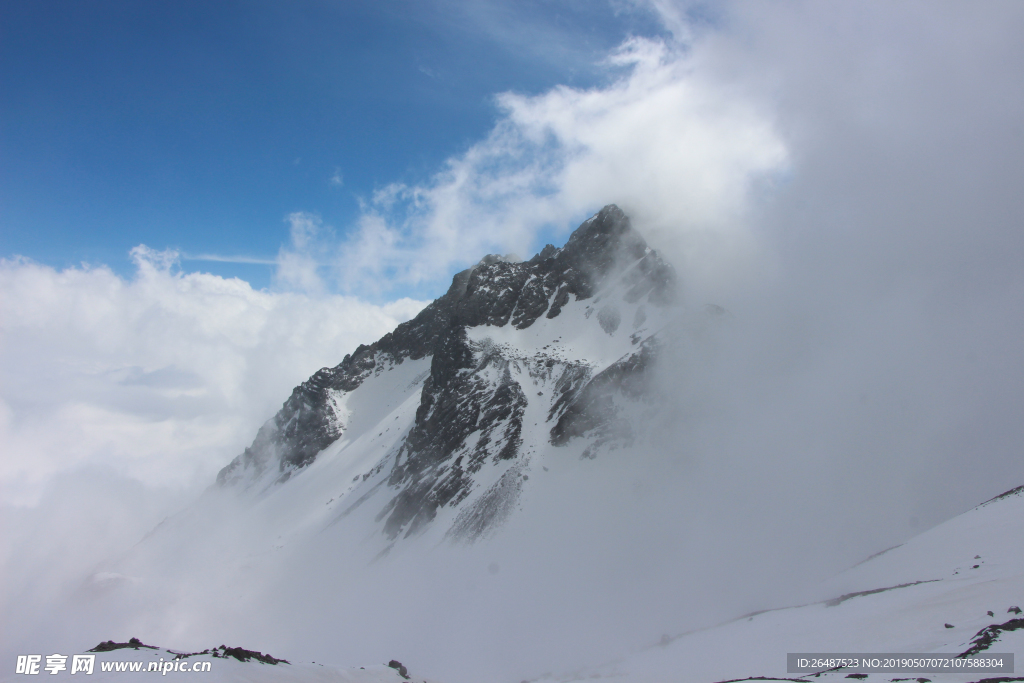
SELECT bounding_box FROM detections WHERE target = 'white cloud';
[0,250,427,506]
[334,31,787,295]
[182,253,277,265]
[0,248,426,647]
[499,35,787,229]
[274,212,328,294]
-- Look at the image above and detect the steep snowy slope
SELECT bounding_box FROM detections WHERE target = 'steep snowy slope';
[541,485,1024,683]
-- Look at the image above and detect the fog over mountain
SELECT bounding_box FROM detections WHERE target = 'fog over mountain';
[6,200,1024,682]
[3,3,1024,683]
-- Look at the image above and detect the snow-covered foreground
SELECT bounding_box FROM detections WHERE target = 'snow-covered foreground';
[536,486,1024,683]
[4,486,1020,683]
[2,642,434,683]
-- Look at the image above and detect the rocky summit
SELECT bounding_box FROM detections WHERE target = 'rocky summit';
[217,205,678,541]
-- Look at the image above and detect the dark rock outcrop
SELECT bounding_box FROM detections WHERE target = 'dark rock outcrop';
[959,618,1024,657]
[88,637,157,653]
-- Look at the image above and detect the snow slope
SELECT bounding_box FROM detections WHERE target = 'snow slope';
[17,484,1020,683]
[538,486,1024,683]
[1,641,434,683]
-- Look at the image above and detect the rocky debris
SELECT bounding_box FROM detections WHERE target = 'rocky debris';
[387,659,410,679]
[979,485,1024,507]
[171,645,286,664]
[549,336,658,454]
[1008,606,1022,614]
[170,645,288,664]
[215,646,289,664]
[821,582,938,608]
[709,677,811,683]
[446,462,526,542]
[88,637,157,652]
[88,638,289,665]
[959,618,1024,657]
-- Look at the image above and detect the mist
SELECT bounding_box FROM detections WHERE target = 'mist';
[3,2,1024,682]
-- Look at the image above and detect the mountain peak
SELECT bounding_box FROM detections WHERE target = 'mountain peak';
[217,205,678,541]
[562,204,646,265]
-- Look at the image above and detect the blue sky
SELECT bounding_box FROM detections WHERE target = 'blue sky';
[1,0,668,292]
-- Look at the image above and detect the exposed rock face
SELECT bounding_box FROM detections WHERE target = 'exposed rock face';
[549,335,659,459]
[217,204,679,540]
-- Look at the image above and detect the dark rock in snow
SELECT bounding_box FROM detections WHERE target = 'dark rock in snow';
[549,336,658,451]
[823,581,939,607]
[215,646,288,665]
[173,646,287,665]
[979,485,1024,507]
[959,618,1024,656]
[387,660,410,679]
[88,637,158,652]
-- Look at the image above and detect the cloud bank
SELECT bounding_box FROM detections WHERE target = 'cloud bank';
[0,248,426,642]
[0,249,426,506]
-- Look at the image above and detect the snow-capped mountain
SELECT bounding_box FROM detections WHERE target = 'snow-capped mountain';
[33,204,692,680]
[217,204,677,543]
[30,205,695,683]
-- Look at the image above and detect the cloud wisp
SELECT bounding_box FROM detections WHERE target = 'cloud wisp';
[182,254,278,265]
[333,30,787,296]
